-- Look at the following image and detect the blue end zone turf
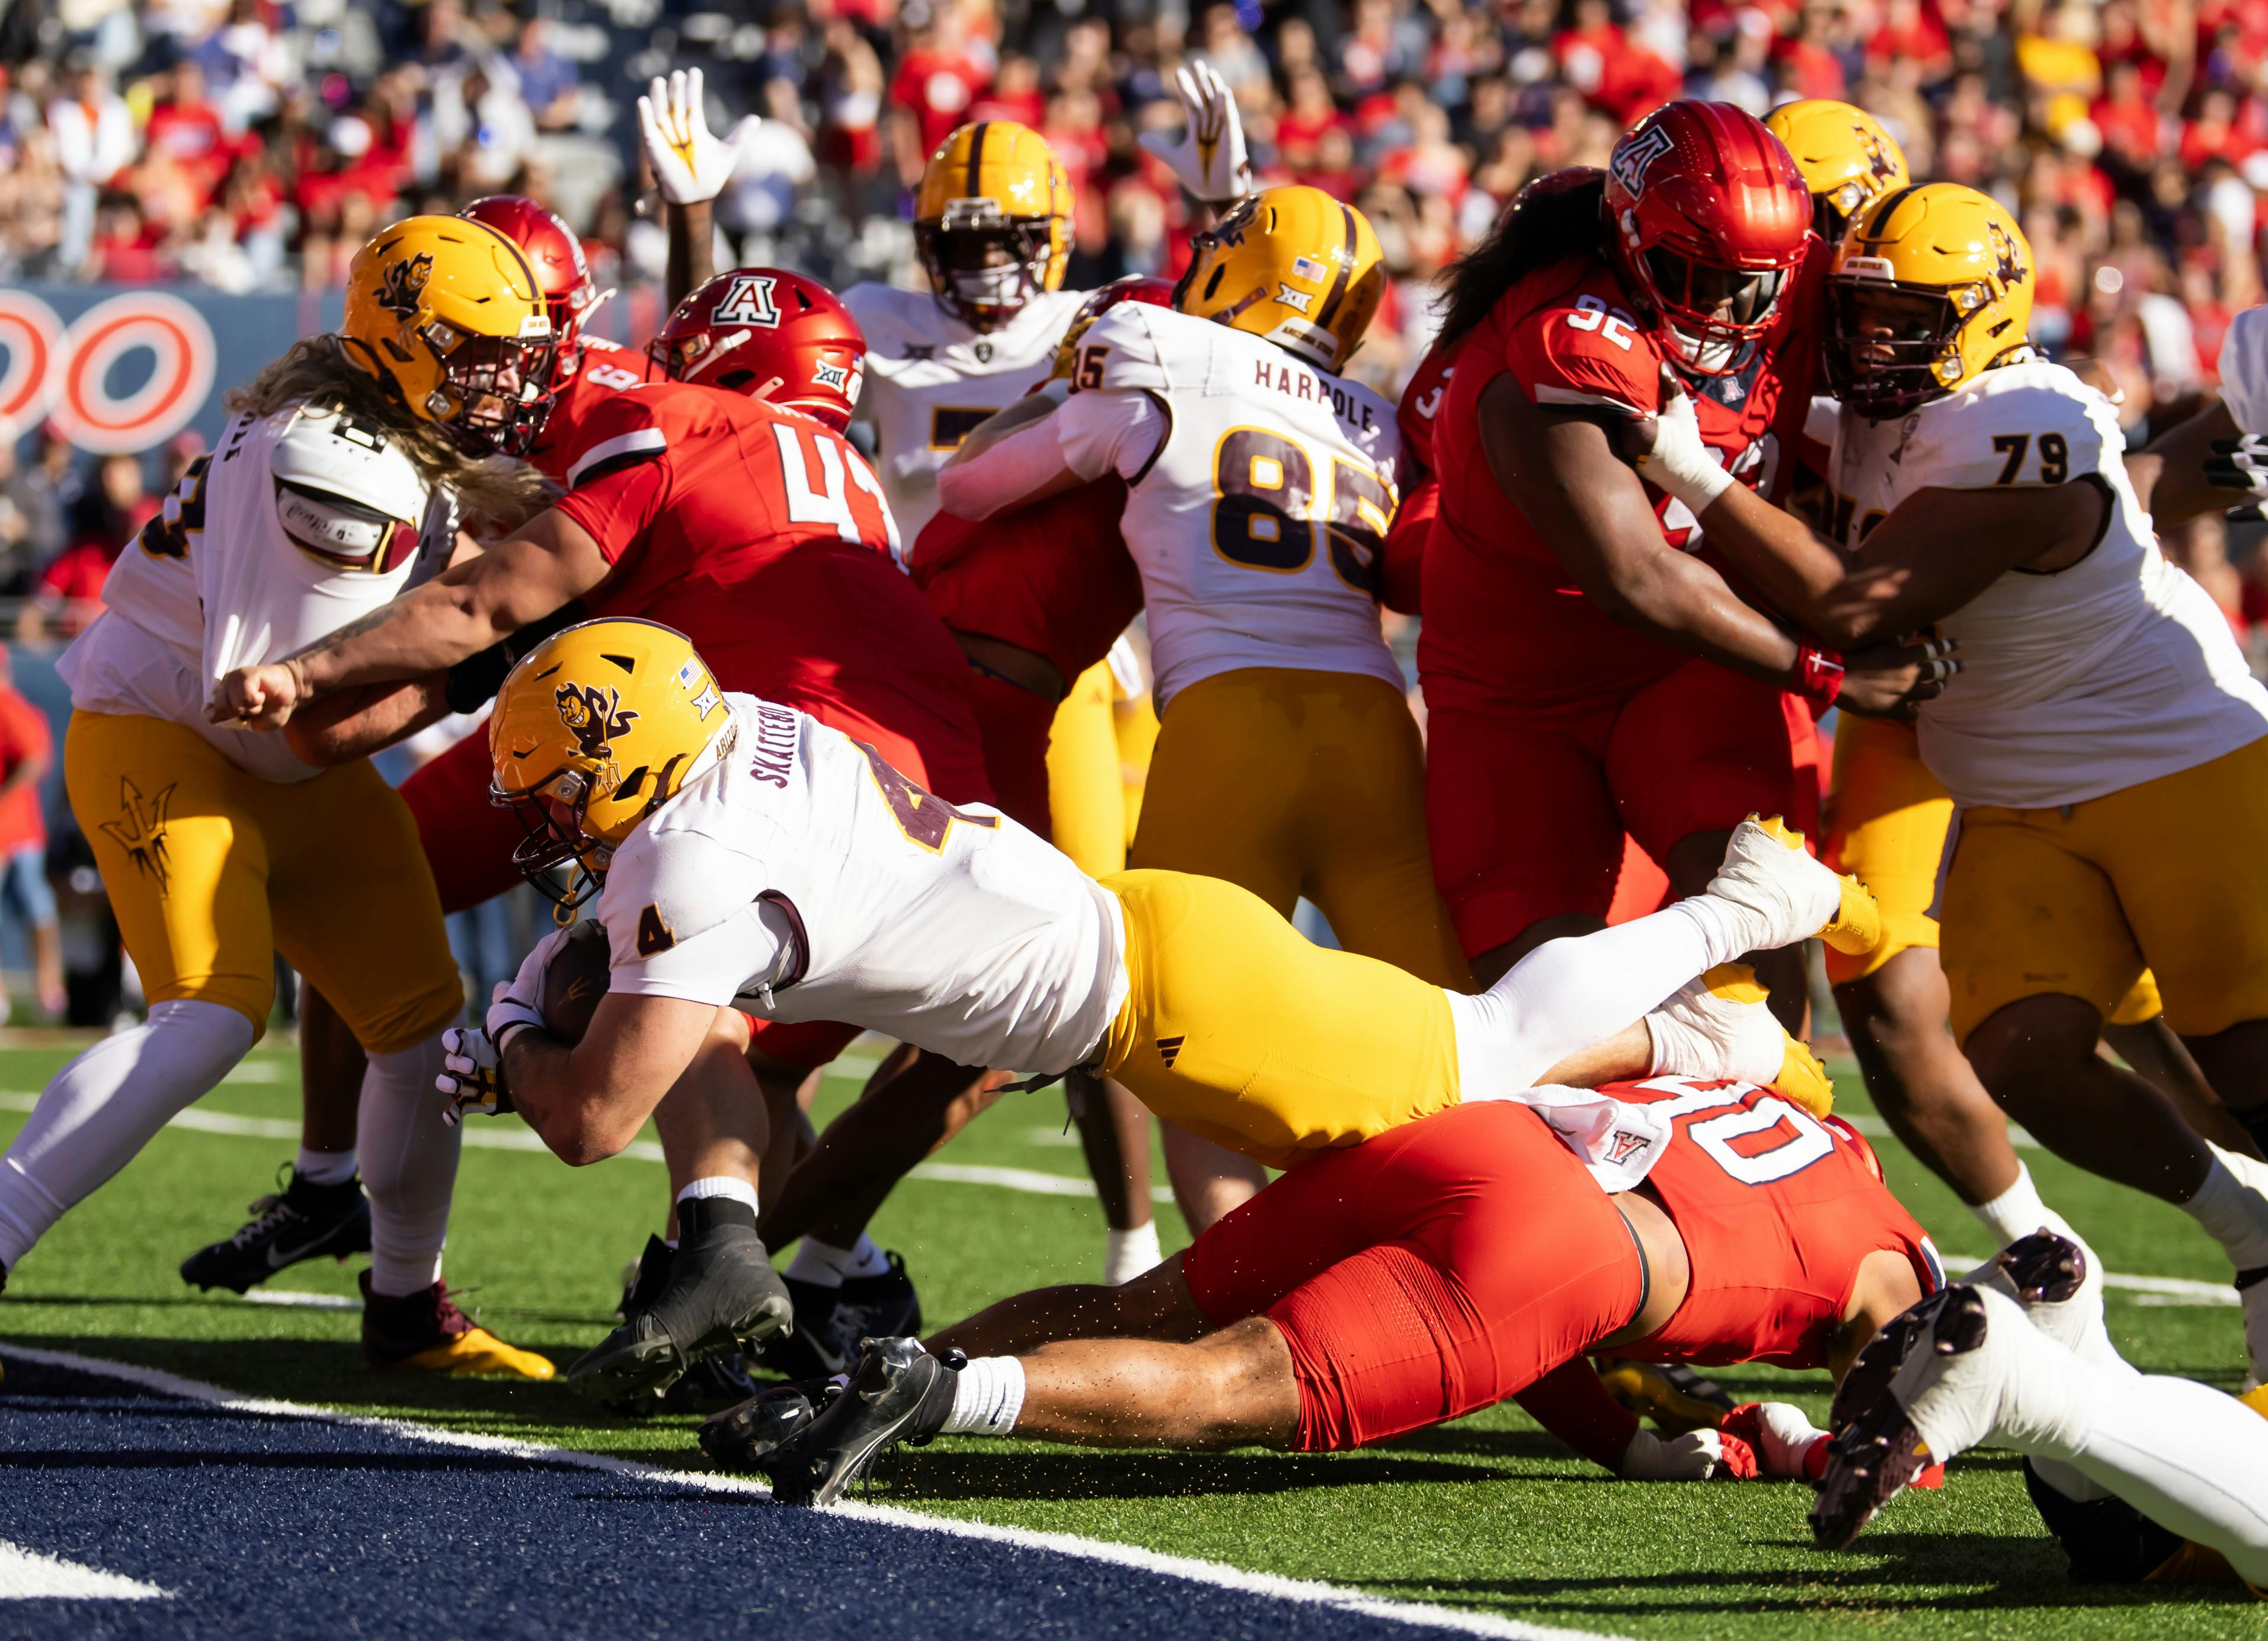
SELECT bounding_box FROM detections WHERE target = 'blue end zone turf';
[0,1348,1543,1641]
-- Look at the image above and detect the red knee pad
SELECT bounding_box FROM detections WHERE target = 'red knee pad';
[745,1018,862,1071]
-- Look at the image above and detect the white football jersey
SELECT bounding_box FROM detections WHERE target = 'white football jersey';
[2218,303,2268,434]
[597,692,1128,1074]
[1054,305,1403,705]
[843,282,1086,541]
[60,400,452,783]
[1826,359,2268,809]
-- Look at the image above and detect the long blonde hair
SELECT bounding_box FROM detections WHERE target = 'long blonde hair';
[225,337,558,536]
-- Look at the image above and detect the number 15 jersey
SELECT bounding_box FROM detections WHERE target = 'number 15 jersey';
[1053,305,1404,706]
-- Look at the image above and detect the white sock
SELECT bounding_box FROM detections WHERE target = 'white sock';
[787,1232,886,1288]
[1968,1162,2075,1247]
[295,1146,357,1187]
[1447,897,1731,1098]
[0,999,254,1270]
[676,1175,759,1215]
[940,1355,1026,1437]
[1104,1220,1162,1285]
[2058,1359,2268,1583]
[359,1029,461,1298]
[2183,1145,2268,1272]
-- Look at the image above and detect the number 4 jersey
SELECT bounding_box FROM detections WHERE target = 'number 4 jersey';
[596,690,1125,1074]
[1053,303,1405,705]
[1825,357,2268,810]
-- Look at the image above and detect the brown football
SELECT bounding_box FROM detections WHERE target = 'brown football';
[540,920,611,1044]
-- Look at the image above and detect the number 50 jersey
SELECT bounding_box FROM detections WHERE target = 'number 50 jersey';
[1054,304,1405,705]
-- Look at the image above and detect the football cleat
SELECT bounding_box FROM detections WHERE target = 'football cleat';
[1967,1229,2108,1362]
[699,1374,844,1471]
[762,1337,958,1508]
[180,1165,371,1294]
[359,1272,556,1379]
[1596,1360,1734,1436]
[760,1252,922,1380]
[568,1200,792,1406]
[1813,1284,2008,1549]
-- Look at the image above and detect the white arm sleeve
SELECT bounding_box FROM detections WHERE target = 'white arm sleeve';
[1056,388,1169,483]
[934,414,1082,522]
[2219,306,2268,434]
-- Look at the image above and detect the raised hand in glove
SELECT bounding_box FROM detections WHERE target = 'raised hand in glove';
[438,1025,512,1125]
[638,67,760,206]
[1137,62,1252,206]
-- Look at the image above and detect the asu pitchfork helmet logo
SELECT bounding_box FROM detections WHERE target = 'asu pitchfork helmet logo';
[553,682,639,762]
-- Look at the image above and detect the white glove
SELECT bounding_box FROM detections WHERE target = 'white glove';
[2206,434,2268,499]
[1643,962,1786,1085]
[485,925,568,1047]
[1618,1426,1755,1480]
[1726,1401,1828,1480]
[637,68,760,206]
[437,1025,510,1125]
[1137,62,1252,206]
[1633,381,1733,513]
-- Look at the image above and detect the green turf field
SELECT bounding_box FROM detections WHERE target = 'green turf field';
[1,1029,2263,1640]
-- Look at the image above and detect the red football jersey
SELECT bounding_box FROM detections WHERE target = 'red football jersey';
[1418,251,1821,708]
[527,337,651,487]
[1595,1075,1940,1372]
[549,379,981,776]
[1380,340,1462,617]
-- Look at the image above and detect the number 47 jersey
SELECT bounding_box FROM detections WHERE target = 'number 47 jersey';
[1054,305,1405,705]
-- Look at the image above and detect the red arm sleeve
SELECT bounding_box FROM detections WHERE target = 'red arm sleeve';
[547,392,680,567]
[1512,1357,1640,1472]
[1378,474,1433,616]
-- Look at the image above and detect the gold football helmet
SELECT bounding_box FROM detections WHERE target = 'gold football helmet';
[490,618,732,907]
[914,121,1072,331]
[1175,185,1383,373]
[339,215,556,458]
[1764,100,1910,244]
[1826,183,2034,419]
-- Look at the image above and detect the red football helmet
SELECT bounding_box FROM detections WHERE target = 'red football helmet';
[459,195,604,383]
[1602,102,1811,376]
[647,268,866,430]
[1047,275,1175,383]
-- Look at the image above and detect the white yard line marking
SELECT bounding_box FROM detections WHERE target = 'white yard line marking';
[0,1342,1634,1641]
[240,1289,362,1311]
[0,1541,168,1601]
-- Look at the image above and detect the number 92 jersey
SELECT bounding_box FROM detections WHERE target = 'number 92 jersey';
[1053,303,1405,706]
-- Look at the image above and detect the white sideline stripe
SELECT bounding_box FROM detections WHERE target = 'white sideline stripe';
[0,1342,1634,1641]
[0,1092,1173,1199]
[241,1289,362,1311]
[0,1541,168,1601]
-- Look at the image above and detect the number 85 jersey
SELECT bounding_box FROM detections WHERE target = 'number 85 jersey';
[1053,304,1404,705]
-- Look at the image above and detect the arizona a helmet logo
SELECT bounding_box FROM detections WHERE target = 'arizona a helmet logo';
[715,274,780,328]
[1610,123,1675,196]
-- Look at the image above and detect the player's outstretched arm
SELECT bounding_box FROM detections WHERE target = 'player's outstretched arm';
[2141,397,2248,530]
[504,991,731,1166]
[936,406,1088,520]
[1478,375,1805,686]
[209,508,612,728]
[279,677,452,766]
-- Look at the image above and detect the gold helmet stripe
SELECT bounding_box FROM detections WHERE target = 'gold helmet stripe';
[1314,202,1359,334]
[966,120,989,198]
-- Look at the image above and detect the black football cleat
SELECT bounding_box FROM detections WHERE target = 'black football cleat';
[567,1200,793,1408]
[762,1338,959,1508]
[657,1351,766,1416]
[699,1374,843,1470]
[1811,1285,1992,1550]
[760,1252,923,1380]
[181,1166,372,1294]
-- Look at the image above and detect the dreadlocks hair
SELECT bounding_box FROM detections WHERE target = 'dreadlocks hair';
[1434,169,1611,352]
[226,337,557,537]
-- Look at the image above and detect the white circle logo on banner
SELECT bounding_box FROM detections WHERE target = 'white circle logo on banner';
[0,292,64,441]
[48,293,219,455]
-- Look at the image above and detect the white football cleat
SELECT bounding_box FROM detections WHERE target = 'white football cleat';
[1705,815,1882,958]
[1966,1229,2124,1374]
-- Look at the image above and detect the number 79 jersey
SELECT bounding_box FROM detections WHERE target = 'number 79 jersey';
[1054,305,1405,705]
